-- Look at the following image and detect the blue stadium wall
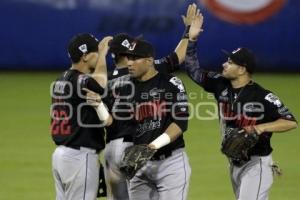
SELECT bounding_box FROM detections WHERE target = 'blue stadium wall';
[0,0,299,71]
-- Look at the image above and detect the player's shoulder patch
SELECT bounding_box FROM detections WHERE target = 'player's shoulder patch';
[169,76,185,92]
[154,59,162,65]
[207,72,222,79]
[264,93,282,107]
[154,57,168,65]
[112,69,119,76]
[78,74,91,89]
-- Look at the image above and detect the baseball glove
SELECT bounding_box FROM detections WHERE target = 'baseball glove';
[120,144,157,179]
[221,127,259,164]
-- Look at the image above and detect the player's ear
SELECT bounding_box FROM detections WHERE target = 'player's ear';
[82,54,88,63]
[146,57,154,64]
[239,66,247,75]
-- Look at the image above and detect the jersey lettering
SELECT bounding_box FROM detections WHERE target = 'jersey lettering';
[135,100,167,122]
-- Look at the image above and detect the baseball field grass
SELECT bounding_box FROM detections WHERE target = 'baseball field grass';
[0,72,299,200]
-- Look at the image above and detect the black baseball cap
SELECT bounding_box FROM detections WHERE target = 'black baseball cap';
[68,33,99,63]
[223,47,256,74]
[109,33,135,55]
[122,38,155,58]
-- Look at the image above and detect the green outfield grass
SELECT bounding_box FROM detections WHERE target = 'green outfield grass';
[0,72,299,200]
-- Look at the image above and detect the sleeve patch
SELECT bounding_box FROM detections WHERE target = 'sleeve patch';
[265,93,282,107]
[154,58,164,65]
[169,77,185,92]
[78,74,90,88]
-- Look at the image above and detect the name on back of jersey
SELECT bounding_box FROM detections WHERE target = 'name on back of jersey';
[51,81,72,98]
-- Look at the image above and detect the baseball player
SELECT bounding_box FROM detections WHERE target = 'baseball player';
[118,38,191,200]
[102,4,198,200]
[50,33,113,200]
[183,13,298,200]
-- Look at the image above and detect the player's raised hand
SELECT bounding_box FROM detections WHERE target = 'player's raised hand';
[189,9,204,41]
[98,36,113,55]
[181,3,197,27]
[94,36,113,88]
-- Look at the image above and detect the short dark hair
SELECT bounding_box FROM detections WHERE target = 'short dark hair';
[68,33,99,63]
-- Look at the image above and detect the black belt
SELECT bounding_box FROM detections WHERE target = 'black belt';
[123,135,133,142]
[230,158,250,167]
[107,135,133,144]
[66,145,100,154]
[151,151,173,161]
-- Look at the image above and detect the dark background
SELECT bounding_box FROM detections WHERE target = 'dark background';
[0,0,299,71]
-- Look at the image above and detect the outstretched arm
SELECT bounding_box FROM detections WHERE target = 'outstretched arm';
[174,3,197,64]
[183,10,206,86]
[253,119,297,135]
[92,36,113,88]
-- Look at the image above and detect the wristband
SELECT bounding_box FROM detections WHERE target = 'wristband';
[182,25,190,39]
[150,133,171,150]
[95,102,110,122]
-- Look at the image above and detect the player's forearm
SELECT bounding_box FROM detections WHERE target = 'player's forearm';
[93,54,108,88]
[255,119,297,134]
[149,123,183,150]
[104,115,113,126]
[164,122,183,142]
[93,36,112,88]
[94,101,113,126]
[176,2,196,64]
[184,41,206,86]
[174,38,189,64]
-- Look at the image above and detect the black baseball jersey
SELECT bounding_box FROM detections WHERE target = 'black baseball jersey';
[185,41,297,156]
[132,73,189,157]
[50,69,106,152]
[104,53,180,143]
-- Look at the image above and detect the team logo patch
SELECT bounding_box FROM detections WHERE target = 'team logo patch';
[200,0,286,24]
[78,44,88,53]
[121,39,130,49]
